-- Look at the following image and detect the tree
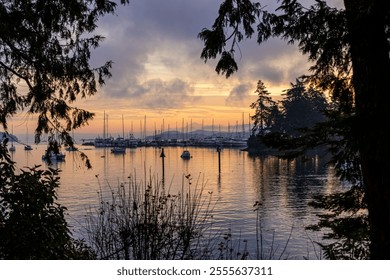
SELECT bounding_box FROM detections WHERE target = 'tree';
[199,0,390,259]
[250,80,278,135]
[0,0,129,259]
[249,79,328,157]
[280,79,327,136]
[0,0,129,164]
[249,79,328,138]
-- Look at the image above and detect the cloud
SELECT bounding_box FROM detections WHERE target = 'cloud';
[91,1,224,100]
[122,78,197,109]
[90,1,311,111]
[233,38,311,90]
[225,83,253,107]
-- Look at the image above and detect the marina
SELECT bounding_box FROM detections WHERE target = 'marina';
[83,134,249,149]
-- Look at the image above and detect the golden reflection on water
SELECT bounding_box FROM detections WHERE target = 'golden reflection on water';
[11,144,343,259]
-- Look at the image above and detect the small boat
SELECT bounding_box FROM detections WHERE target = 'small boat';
[8,125,16,152]
[222,138,247,148]
[42,151,66,162]
[180,150,191,159]
[127,134,138,148]
[65,130,78,151]
[111,146,126,154]
[65,145,78,151]
[24,145,33,151]
[24,125,33,150]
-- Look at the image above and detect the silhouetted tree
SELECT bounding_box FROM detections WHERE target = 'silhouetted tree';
[0,0,129,259]
[250,80,278,135]
[199,0,390,259]
[0,0,129,162]
[280,79,327,136]
[249,79,327,150]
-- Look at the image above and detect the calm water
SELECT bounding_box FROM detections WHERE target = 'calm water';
[10,143,343,259]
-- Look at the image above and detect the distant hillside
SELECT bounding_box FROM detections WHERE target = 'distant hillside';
[0,132,19,142]
[146,129,250,140]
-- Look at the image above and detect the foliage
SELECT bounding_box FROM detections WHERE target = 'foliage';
[260,88,370,258]
[0,0,131,259]
[0,0,129,166]
[250,80,278,135]
[0,0,132,260]
[198,0,261,78]
[255,78,370,258]
[199,0,379,258]
[199,0,350,83]
[307,186,370,260]
[279,79,328,136]
[250,79,328,144]
[0,138,94,259]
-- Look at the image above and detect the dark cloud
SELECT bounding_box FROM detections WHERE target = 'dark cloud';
[125,0,219,40]
[91,0,311,110]
[92,1,221,102]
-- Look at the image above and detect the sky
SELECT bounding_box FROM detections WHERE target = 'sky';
[12,0,343,139]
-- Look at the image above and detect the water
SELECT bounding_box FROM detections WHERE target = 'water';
[9,143,343,259]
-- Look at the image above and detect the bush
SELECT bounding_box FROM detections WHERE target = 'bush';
[0,139,94,259]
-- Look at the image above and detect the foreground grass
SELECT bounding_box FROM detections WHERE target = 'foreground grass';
[84,173,305,260]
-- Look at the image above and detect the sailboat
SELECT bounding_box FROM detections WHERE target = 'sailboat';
[111,114,126,154]
[24,144,33,150]
[111,146,126,154]
[8,125,16,152]
[41,133,66,162]
[24,125,33,150]
[42,143,66,162]
[65,145,78,151]
[9,141,16,152]
[65,130,78,151]
[42,150,66,161]
[94,110,114,147]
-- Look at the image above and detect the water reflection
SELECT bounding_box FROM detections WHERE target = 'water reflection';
[10,144,343,259]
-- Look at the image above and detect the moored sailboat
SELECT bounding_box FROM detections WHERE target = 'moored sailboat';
[8,126,16,152]
[24,144,33,150]
[42,150,66,162]
[24,125,33,150]
[9,142,16,152]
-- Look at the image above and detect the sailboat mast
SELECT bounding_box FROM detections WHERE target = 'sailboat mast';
[144,115,147,140]
[106,114,109,139]
[122,114,125,139]
[103,110,106,139]
[242,112,245,138]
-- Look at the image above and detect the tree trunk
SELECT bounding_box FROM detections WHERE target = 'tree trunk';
[344,0,390,259]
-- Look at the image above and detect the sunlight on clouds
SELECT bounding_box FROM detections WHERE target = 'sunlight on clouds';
[9,1,314,138]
